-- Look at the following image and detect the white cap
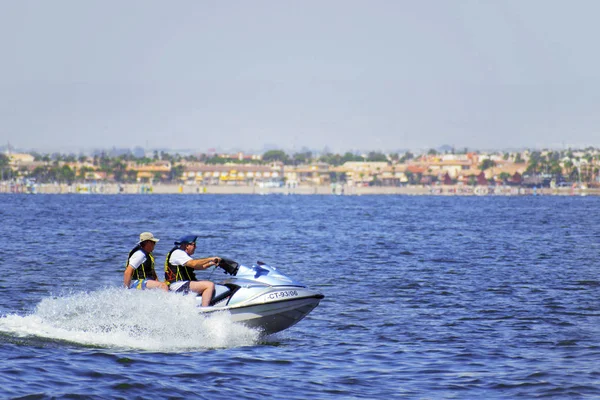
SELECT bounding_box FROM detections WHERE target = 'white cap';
[139,232,159,243]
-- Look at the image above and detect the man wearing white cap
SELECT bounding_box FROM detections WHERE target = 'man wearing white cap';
[123,232,168,291]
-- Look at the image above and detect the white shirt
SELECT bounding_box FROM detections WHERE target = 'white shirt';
[128,249,147,269]
[169,248,192,266]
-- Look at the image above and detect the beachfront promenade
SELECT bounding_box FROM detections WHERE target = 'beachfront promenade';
[1,182,598,196]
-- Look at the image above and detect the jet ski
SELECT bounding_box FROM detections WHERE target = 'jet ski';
[199,258,324,335]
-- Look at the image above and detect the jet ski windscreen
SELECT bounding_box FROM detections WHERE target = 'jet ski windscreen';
[218,258,240,276]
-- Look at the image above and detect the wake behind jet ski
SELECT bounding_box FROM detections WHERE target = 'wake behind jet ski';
[199,258,324,335]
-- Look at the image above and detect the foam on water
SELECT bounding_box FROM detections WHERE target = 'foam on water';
[0,287,260,351]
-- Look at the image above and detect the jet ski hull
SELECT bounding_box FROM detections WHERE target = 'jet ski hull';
[196,260,324,335]
[206,294,323,335]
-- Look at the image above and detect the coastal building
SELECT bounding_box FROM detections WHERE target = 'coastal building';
[342,161,388,186]
[8,153,35,167]
[422,159,472,179]
[127,161,172,182]
[284,163,331,186]
[180,163,282,186]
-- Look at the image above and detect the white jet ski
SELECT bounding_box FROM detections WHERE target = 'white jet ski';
[199,258,324,335]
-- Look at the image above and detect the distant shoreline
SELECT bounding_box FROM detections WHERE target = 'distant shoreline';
[1,182,598,196]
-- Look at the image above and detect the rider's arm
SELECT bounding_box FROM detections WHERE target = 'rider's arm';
[123,265,135,288]
[184,257,221,270]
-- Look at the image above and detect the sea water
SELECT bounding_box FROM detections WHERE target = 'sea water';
[0,194,599,399]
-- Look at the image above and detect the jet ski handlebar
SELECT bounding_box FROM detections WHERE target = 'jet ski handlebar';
[216,257,240,276]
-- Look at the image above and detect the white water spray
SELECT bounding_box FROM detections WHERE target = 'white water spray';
[0,287,260,351]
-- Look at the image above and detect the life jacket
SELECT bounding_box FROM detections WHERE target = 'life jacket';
[127,245,158,280]
[164,247,197,283]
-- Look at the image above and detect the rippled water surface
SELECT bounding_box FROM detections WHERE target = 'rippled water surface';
[1,194,599,399]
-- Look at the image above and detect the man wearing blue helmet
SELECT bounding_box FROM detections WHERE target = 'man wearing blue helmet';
[164,235,221,307]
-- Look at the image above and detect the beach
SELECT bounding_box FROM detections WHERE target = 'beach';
[1,181,598,196]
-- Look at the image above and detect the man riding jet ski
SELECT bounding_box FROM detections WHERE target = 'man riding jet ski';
[164,234,324,335]
[203,257,324,335]
[164,235,220,307]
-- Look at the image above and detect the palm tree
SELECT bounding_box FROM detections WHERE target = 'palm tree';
[526,151,542,174]
[562,159,574,178]
[479,159,496,171]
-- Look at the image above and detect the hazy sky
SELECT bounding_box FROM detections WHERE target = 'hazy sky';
[1,0,599,154]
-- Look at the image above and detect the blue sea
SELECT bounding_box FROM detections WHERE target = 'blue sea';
[1,194,599,399]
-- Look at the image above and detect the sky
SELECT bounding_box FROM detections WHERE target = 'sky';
[1,0,599,155]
